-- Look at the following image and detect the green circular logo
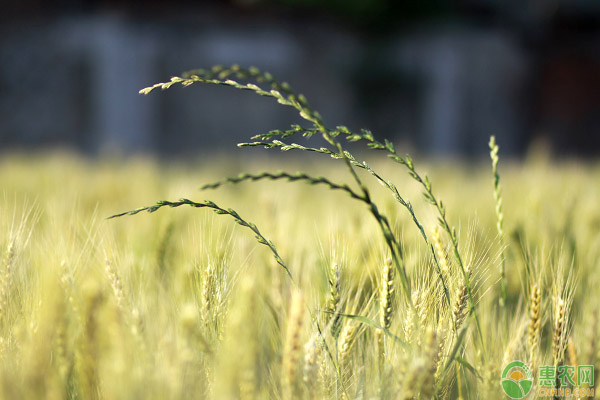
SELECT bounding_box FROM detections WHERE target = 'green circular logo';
[501,360,534,399]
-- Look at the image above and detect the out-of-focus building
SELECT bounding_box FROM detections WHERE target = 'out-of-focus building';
[1,0,599,156]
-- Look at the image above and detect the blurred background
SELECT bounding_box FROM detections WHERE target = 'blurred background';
[1,0,600,157]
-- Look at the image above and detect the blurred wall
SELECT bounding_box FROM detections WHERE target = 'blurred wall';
[1,1,600,157]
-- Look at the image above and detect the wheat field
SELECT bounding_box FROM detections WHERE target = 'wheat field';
[1,66,600,399]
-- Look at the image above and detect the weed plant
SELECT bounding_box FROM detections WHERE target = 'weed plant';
[0,66,598,399]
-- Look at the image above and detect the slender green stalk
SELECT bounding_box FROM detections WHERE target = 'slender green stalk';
[140,65,413,304]
[109,198,293,280]
[489,136,507,306]
[200,171,363,202]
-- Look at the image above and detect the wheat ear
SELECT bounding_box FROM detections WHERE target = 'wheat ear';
[0,242,15,323]
[432,227,449,278]
[528,283,541,367]
[454,264,472,331]
[338,320,358,399]
[327,263,342,340]
[419,328,440,398]
[283,290,304,400]
[553,297,567,366]
[377,258,394,366]
[104,258,125,309]
[303,336,320,396]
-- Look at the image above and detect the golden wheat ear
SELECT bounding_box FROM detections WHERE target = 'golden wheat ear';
[283,290,305,400]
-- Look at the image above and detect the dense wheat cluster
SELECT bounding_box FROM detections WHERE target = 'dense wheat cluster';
[1,66,599,399]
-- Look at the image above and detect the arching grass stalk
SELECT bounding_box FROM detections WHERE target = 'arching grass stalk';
[109,198,293,280]
[141,65,413,305]
[489,136,507,306]
[201,172,364,202]
[129,65,478,374]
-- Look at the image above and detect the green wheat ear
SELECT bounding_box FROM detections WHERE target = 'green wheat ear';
[489,136,507,306]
